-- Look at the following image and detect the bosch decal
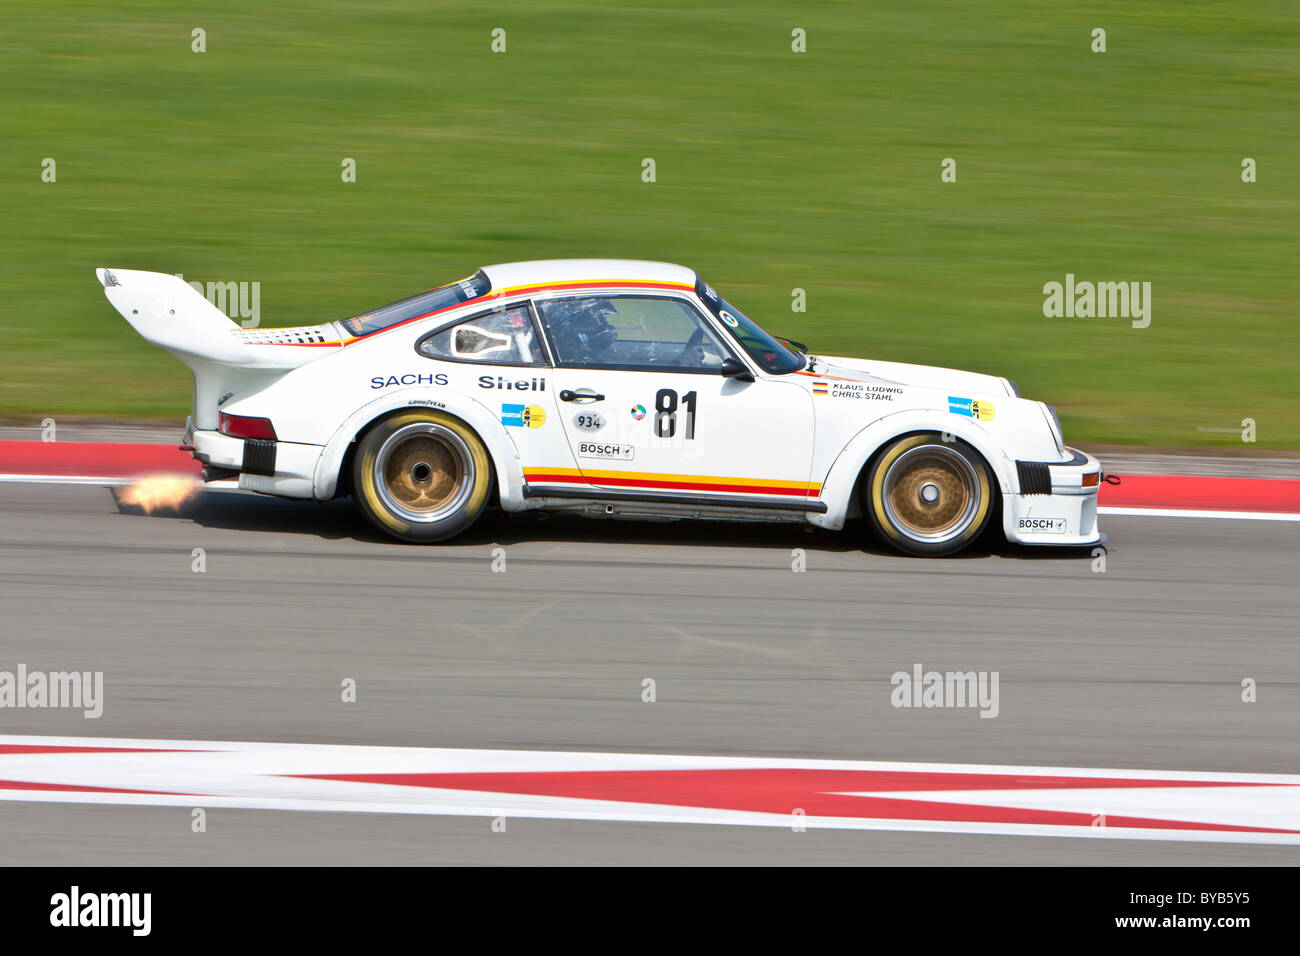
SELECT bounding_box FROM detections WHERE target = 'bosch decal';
[1017,517,1067,533]
[577,442,635,460]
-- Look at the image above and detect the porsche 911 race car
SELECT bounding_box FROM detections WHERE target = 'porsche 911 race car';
[97,259,1102,556]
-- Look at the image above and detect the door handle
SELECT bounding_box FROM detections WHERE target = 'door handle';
[559,389,605,403]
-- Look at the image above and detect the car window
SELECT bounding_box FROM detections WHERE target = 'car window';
[695,277,803,374]
[342,271,490,337]
[417,304,546,366]
[535,295,730,371]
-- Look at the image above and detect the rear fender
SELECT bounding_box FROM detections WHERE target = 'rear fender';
[314,389,522,503]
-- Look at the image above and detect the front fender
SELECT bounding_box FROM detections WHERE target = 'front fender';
[313,388,523,503]
[808,409,1016,531]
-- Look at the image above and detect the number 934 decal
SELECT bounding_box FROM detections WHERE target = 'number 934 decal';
[572,411,605,432]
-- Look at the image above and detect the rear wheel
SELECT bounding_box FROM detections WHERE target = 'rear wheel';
[352,410,492,542]
[864,433,994,556]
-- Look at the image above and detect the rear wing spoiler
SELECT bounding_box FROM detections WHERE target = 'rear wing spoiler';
[97,268,263,366]
[97,268,323,429]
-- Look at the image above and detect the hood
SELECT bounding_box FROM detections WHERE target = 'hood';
[811,354,1013,398]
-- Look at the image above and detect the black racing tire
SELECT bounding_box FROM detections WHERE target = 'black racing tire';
[351,410,492,543]
[863,433,995,557]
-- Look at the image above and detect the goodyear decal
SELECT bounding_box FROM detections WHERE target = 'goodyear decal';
[949,396,995,422]
[502,404,547,428]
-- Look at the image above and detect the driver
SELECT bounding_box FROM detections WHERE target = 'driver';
[551,297,619,363]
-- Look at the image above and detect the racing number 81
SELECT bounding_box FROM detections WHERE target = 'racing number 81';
[654,389,697,439]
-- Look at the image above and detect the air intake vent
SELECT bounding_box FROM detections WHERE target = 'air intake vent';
[242,439,277,477]
[234,324,337,346]
[1016,461,1052,495]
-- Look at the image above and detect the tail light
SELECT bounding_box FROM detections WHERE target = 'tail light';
[219,413,277,440]
[1082,472,1100,488]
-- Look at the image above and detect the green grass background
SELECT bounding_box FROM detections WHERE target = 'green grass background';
[2,1,1296,448]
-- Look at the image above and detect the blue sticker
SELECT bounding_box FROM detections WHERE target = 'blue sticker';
[502,403,546,428]
[948,396,995,422]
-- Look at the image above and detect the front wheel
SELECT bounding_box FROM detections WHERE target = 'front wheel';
[863,433,994,556]
[352,410,492,543]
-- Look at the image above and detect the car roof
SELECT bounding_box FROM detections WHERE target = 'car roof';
[479,259,697,294]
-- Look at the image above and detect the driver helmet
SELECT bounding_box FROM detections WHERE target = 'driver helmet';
[555,298,618,361]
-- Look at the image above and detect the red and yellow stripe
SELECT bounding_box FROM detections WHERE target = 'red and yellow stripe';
[524,467,821,498]
[499,279,693,297]
[255,279,696,347]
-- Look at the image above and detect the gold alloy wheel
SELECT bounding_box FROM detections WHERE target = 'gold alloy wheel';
[880,443,982,544]
[372,423,475,523]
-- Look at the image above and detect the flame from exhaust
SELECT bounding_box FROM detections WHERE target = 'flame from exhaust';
[119,475,201,513]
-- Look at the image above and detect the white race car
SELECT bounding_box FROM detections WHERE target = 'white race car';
[97,260,1102,556]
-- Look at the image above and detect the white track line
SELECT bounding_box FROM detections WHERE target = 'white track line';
[1,474,1296,518]
[0,474,133,486]
[0,474,246,493]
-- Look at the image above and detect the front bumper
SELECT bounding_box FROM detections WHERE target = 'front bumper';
[191,429,322,499]
[1003,448,1103,546]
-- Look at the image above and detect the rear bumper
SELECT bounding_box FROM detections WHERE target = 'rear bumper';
[191,429,321,498]
[1003,448,1103,546]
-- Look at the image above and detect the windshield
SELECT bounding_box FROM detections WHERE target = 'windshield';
[342,271,490,337]
[694,277,804,374]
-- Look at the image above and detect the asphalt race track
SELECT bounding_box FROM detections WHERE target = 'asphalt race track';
[0,482,1296,864]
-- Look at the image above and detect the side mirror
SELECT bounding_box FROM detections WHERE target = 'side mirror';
[720,357,754,382]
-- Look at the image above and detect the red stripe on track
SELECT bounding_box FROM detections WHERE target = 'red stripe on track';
[297,768,1300,835]
[1099,475,1300,514]
[0,744,204,756]
[0,779,195,796]
[0,441,199,478]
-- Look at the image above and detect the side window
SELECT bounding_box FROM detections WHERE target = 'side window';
[417,304,546,366]
[535,295,730,371]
